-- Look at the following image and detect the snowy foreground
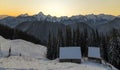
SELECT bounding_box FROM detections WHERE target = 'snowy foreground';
[0,36,117,70]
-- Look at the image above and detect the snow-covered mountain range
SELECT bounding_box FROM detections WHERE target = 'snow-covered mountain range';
[0,12,119,29]
[0,12,120,44]
[0,12,118,26]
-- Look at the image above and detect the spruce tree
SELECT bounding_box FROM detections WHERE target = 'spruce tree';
[95,29,100,46]
[47,32,52,59]
[80,28,88,57]
[92,29,100,46]
[100,34,109,62]
[76,25,80,46]
[73,30,77,46]
[108,29,120,69]
[65,26,72,46]
[83,28,88,57]
[58,28,64,47]
[52,35,59,59]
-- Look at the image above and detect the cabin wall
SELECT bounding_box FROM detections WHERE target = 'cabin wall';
[88,57,101,63]
[60,59,81,63]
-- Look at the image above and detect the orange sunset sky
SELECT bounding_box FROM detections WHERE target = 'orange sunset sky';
[0,0,120,17]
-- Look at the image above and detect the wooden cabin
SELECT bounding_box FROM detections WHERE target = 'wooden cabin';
[59,47,81,63]
[88,47,102,63]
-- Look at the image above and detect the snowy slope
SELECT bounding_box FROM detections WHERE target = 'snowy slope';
[0,36,46,59]
[0,36,117,70]
[0,56,114,70]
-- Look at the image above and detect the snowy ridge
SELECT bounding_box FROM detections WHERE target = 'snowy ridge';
[18,13,29,17]
[0,12,117,27]
[0,36,46,59]
[0,36,117,70]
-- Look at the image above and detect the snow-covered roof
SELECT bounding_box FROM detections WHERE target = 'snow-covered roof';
[59,47,81,59]
[88,47,101,58]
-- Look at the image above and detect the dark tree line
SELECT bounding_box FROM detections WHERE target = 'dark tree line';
[47,32,59,60]
[0,23,44,45]
[47,26,120,69]
[47,25,89,59]
[106,29,120,69]
[94,29,120,69]
[0,24,14,39]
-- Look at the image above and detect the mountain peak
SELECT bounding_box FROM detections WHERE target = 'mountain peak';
[18,13,29,17]
[37,12,45,16]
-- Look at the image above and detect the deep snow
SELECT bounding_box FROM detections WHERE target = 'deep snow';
[0,36,117,70]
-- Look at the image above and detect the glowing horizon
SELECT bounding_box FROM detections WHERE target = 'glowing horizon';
[0,0,120,17]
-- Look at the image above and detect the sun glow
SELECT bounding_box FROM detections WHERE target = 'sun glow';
[0,0,120,17]
[44,3,68,16]
[39,0,72,17]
